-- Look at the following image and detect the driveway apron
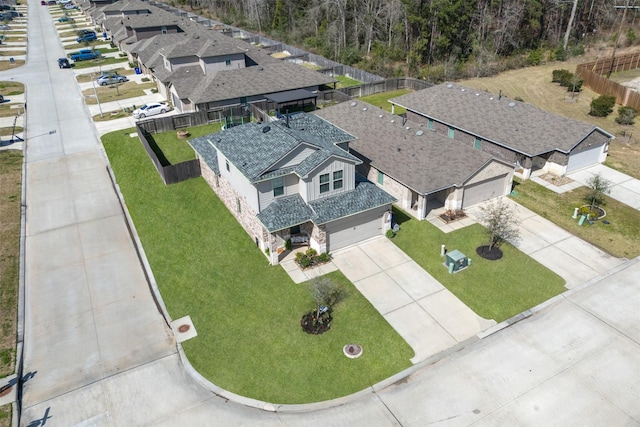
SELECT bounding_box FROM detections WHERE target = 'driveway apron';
[331,237,496,364]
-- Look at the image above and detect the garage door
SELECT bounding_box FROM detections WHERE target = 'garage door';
[566,145,603,173]
[326,208,384,251]
[462,175,507,208]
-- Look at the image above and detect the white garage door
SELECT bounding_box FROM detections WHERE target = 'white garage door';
[566,145,603,173]
[462,175,507,208]
[326,208,385,251]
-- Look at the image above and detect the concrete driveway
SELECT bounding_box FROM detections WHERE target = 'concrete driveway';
[466,198,625,289]
[331,237,495,364]
[568,163,640,209]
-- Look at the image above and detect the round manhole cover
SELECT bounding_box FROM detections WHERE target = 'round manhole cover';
[178,324,190,333]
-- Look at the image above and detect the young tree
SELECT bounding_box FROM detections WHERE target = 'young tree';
[478,198,520,250]
[308,276,344,320]
[584,173,612,211]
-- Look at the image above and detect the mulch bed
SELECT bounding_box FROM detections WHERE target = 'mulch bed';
[300,309,332,335]
[476,245,503,260]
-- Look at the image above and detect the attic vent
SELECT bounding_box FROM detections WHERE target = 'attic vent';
[416,130,424,136]
[262,126,271,133]
[446,83,453,88]
[350,101,357,107]
[508,102,516,107]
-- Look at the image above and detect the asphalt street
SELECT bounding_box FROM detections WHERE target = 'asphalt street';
[6,1,640,426]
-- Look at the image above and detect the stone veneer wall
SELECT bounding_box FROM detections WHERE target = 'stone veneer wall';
[199,160,268,253]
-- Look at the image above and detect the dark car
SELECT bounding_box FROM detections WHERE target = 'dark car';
[0,14,13,21]
[57,58,70,68]
[76,31,96,43]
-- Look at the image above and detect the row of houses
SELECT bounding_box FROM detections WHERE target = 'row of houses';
[78,0,614,264]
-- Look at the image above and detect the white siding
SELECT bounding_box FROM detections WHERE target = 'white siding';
[306,158,355,201]
[217,152,260,212]
[257,174,299,211]
[270,145,317,170]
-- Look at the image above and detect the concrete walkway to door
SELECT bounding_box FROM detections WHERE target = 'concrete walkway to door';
[282,237,496,364]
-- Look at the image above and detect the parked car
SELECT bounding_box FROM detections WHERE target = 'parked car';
[0,24,10,30]
[0,5,14,10]
[64,3,77,9]
[57,16,68,22]
[0,15,13,21]
[69,49,99,61]
[77,31,96,43]
[96,74,128,86]
[57,57,70,68]
[41,0,46,4]
[132,102,170,119]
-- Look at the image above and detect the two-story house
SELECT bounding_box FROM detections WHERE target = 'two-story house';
[188,114,396,264]
[390,83,614,179]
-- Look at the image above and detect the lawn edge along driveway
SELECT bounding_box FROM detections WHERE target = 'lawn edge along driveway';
[102,129,413,404]
[390,207,566,323]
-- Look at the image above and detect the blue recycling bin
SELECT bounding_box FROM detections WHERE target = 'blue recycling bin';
[134,67,141,74]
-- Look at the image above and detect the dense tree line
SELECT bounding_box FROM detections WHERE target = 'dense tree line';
[170,0,640,79]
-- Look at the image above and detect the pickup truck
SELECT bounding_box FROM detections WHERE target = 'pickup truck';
[70,49,99,61]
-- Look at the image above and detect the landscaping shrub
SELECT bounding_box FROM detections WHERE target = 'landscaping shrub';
[552,69,571,83]
[590,95,616,117]
[527,48,544,66]
[284,238,292,251]
[615,106,637,125]
[386,229,395,239]
[294,248,330,269]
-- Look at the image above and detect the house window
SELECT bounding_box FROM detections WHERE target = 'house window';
[225,159,230,172]
[333,170,343,190]
[236,198,241,213]
[161,26,167,34]
[377,171,384,185]
[474,137,482,149]
[225,56,231,66]
[319,173,330,193]
[273,177,284,197]
[427,119,434,130]
[448,127,455,139]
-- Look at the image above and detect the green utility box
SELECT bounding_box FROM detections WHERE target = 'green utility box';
[446,249,468,273]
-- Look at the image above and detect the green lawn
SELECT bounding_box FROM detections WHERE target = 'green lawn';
[512,179,640,259]
[71,56,129,70]
[83,81,157,104]
[359,89,413,114]
[335,74,361,88]
[102,129,413,403]
[148,123,223,165]
[390,208,566,322]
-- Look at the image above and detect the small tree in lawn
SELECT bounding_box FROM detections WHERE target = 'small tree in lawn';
[309,276,344,320]
[584,173,611,213]
[479,198,520,252]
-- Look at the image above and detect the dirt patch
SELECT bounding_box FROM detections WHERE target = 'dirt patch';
[539,173,574,186]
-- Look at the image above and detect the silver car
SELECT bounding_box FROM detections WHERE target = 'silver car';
[132,102,169,119]
[96,74,128,86]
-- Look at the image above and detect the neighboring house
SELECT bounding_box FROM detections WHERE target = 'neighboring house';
[314,101,514,219]
[188,114,396,264]
[390,83,614,179]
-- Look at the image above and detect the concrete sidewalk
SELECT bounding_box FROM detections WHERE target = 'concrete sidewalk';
[465,198,625,289]
[568,164,640,210]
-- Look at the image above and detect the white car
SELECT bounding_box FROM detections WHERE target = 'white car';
[132,102,169,119]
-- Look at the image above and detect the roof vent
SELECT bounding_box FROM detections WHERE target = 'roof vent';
[262,126,270,133]
[379,115,383,118]
[446,83,453,88]
[416,130,424,136]
[405,127,410,130]
[350,101,357,107]
[390,119,395,123]
[362,107,367,111]
[461,88,465,92]
[475,93,480,96]
[508,102,516,107]
[489,97,494,100]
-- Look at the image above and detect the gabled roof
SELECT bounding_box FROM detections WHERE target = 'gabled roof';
[99,0,150,13]
[188,136,219,174]
[176,61,336,104]
[193,115,358,183]
[390,83,613,156]
[256,175,396,232]
[314,101,507,195]
[158,34,246,59]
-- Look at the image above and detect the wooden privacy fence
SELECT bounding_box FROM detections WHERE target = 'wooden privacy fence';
[576,53,640,111]
[136,124,201,185]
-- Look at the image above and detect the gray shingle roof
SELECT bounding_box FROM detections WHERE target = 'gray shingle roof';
[390,83,611,156]
[188,136,219,174]
[314,101,501,195]
[204,115,358,182]
[256,176,395,232]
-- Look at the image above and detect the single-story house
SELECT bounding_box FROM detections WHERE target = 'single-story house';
[390,83,614,179]
[188,114,396,264]
[314,101,514,219]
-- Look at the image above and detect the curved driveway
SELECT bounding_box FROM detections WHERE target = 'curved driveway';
[10,2,640,426]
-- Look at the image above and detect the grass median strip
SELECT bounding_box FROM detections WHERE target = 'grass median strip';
[390,208,565,323]
[102,129,413,403]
